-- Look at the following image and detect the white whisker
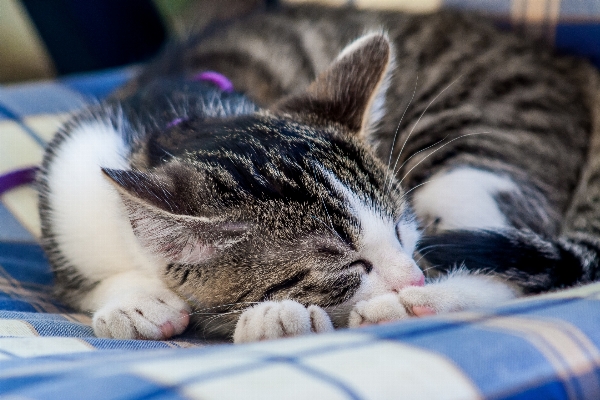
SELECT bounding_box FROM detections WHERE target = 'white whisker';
[389,135,448,192]
[183,302,260,320]
[420,264,442,273]
[200,310,244,336]
[399,132,487,185]
[385,75,418,189]
[390,75,464,188]
[399,179,437,202]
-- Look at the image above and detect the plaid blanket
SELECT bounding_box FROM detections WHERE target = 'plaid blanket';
[2,1,600,398]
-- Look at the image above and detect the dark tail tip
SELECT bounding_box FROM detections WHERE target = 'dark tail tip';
[416,229,585,293]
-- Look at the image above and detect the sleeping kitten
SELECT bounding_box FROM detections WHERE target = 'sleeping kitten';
[39,5,598,343]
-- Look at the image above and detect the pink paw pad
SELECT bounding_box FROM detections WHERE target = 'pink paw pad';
[412,306,436,317]
[160,321,175,338]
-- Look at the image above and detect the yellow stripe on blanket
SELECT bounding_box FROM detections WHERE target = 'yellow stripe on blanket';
[511,0,561,42]
[25,113,71,142]
[132,333,370,385]
[2,186,40,238]
[0,120,43,237]
[0,319,39,337]
[0,337,94,358]
[0,120,43,174]
[0,114,69,238]
[283,0,350,7]
[444,310,600,399]
[186,364,350,400]
[283,0,442,13]
[304,341,481,399]
[478,316,600,399]
[135,337,481,399]
[354,0,441,13]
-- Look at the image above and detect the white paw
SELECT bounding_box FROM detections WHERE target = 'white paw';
[397,272,517,315]
[347,287,450,327]
[348,272,518,327]
[348,293,409,328]
[93,288,191,340]
[398,285,462,315]
[233,300,333,343]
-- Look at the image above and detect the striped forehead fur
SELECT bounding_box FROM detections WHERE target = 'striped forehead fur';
[159,114,409,246]
[319,166,420,253]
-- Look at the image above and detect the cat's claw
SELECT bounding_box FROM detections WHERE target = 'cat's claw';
[92,290,190,340]
[233,300,333,343]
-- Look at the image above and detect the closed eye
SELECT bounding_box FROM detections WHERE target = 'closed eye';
[344,259,373,274]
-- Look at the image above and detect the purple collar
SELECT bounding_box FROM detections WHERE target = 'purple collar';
[0,166,38,196]
[0,72,234,194]
[167,71,234,129]
[192,71,234,92]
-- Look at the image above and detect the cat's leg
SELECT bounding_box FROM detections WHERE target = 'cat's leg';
[233,300,333,343]
[398,270,518,315]
[411,167,517,233]
[348,270,518,327]
[42,120,191,340]
[82,270,191,340]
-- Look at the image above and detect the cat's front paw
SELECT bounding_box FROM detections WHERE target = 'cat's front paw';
[348,293,410,327]
[348,287,461,328]
[233,300,333,343]
[398,285,462,316]
[93,289,191,340]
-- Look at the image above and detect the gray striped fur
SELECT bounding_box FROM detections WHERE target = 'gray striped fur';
[41,4,600,338]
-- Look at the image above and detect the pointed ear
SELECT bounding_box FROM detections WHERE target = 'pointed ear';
[274,32,393,139]
[103,168,248,264]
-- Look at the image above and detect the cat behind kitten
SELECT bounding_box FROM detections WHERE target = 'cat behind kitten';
[39,4,600,343]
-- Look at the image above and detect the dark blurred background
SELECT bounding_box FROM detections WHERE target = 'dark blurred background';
[2,0,599,83]
[0,0,273,83]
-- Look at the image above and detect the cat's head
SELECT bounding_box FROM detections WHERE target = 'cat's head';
[105,33,424,335]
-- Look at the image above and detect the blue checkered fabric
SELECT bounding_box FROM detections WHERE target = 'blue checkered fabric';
[3,1,600,398]
[446,0,600,68]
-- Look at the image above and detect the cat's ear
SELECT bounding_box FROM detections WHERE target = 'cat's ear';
[274,32,393,139]
[103,168,248,264]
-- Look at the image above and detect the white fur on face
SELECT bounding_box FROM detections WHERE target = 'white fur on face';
[321,170,424,305]
[46,120,160,285]
[412,167,517,231]
[397,218,420,256]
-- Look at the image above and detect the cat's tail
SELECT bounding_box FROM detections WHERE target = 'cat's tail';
[422,60,600,294]
[417,229,600,294]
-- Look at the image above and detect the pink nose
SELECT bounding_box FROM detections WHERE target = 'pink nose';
[411,275,425,287]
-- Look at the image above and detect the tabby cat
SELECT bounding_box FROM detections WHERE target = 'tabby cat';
[39,4,600,343]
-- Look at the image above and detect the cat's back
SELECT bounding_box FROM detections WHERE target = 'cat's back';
[119,3,595,233]
[124,4,585,106]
